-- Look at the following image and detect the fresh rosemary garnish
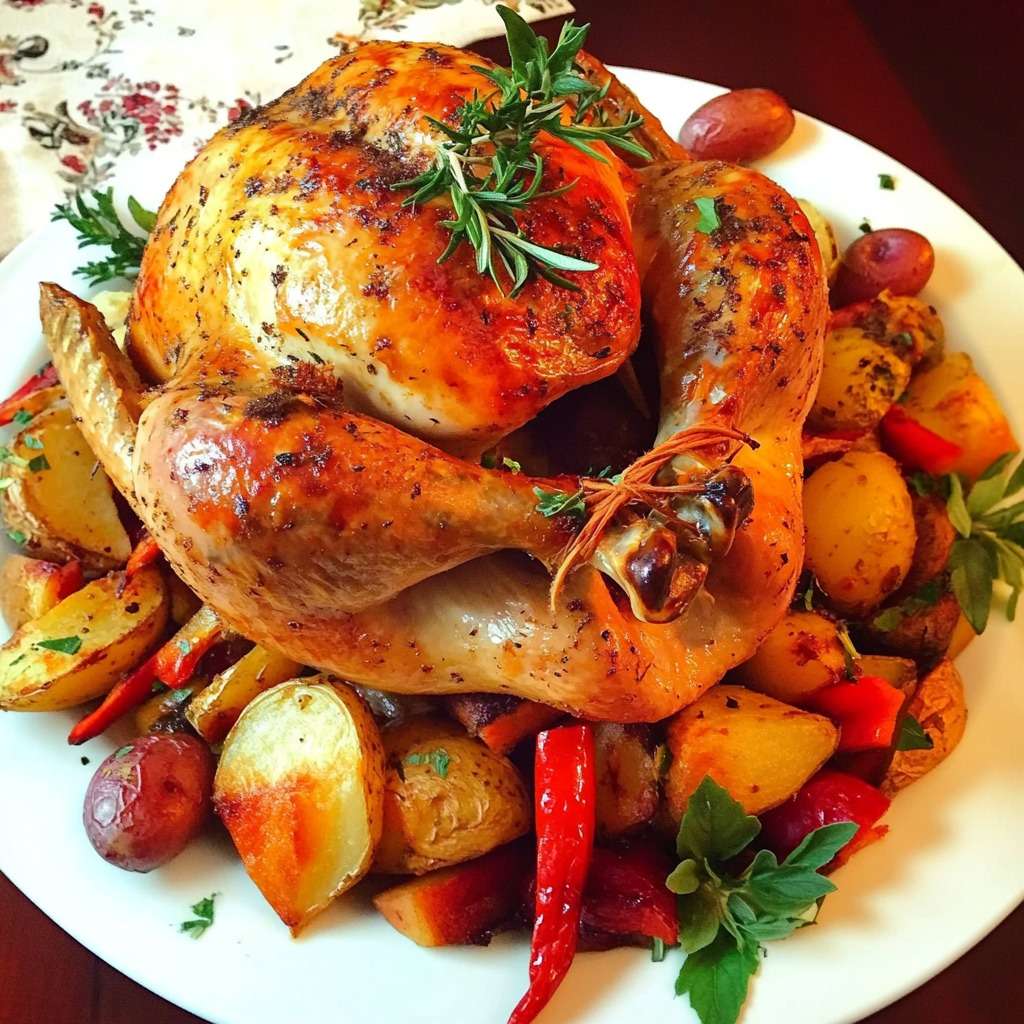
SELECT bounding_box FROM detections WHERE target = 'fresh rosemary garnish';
[392,5,650,296]
[51,188,156,286]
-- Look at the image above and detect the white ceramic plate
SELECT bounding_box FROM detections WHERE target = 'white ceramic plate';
[1,66,1022,1024]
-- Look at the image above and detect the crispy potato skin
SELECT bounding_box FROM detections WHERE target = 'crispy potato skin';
[214,675,386,932]
[664,685,838,820]
[829,290,944,368]
[0,555,83,631]
[0,566,168,711]
[375,717,530,875]
[0,402,131,571]
[742,610,848,705]
[861,588,961,666]
[803,451,916,616]
[857,655,917,698]
[593,722,660,837]
[883,659,966,794]
[903,495,956,592]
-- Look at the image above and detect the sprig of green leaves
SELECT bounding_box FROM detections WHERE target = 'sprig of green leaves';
[943,452,1024,632]
[51,188,156,286]
[533,485,586,520]
[666,777,857,1024]
[392,5,649,296]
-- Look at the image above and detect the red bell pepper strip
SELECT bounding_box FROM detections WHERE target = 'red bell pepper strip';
[807,674,905,752]
[125,533,162,577]
[880,406,963,475]
[508,723,596,1024]
[759,770,890,870]
[0,364,59,425]
[67,605,222,744]
[55,559,85,601]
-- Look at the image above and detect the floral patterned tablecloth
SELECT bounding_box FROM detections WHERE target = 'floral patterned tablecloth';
[0,0,572,256]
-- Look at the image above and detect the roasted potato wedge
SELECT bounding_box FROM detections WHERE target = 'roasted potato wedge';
[946,612,977,659]
[901,352,1017,479]
[803,451,916,616]
[829,290,944,368]
[0,554,83,631]
[135,677,207,734]
[214,674,386,932]
[664,685,838,820]
[883,659,966,794]
[904,494,956,591]
[742,610,848,705]
[857,655,917,698]
[861,588,961,665]
[593,722,660,837]
[375,716,530,875]
[186,644,302,744]
[0,565,168,711]
[1,401,130,571]
[797,200,839,283]
[374,841,531,947]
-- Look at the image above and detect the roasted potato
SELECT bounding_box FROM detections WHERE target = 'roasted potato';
[135,678,207,734]
[903,494,956,591]
[0,566,168,711]
[186,644,302,744]
[901,353,1017,480]
[883,659,966,794]
[0,554,83,630]
[678,88,795,162]
[832,229,934,306]
[91,289,132,350]
[375,716,530,875]
[803,451,916,616]
[374,841,531,947]
[797,199,839,283]
[946,612,977,659]
[214,674,386,932]
[861,587,961,665]
[742,610,848,705]
[808,327,910,433]
[167,571,203,627]
[857,654,917,698]
[593,722,660,837]
[446,693,563,755]
[664,685,838,820]
[829,290,944,368]
[0,401,130,571]
[83,734,214,872]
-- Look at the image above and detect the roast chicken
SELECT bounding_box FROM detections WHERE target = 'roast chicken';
[41,40,827,721]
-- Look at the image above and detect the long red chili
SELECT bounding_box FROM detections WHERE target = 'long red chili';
[880,405,962,474]
[0,364,59,425]
[507,723,596,1024]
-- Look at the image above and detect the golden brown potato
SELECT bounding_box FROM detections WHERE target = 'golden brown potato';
[832,229,934,307]
[862,588,961,665]
[803,451,916,616]
[375,716,530,875]
[883,659,966,794]
[904,494,956,591]
[214,674,385,932]
[167,571,203,627]
[857,654,917,698]
[135,678,208,734]
[0,554,83,631]
[901,353,1017,479]
[0,566,168,711]
[808,327,910,433]
[186,645,303,744]
[830,290,944,368]
[593,722,660,837]
[946,612,977,659]
[0,402,130,571]
[742,610,848,705]
[664,685,838,820]
[797,200,839,282]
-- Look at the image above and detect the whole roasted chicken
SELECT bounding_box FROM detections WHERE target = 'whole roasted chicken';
[42,35,827,721]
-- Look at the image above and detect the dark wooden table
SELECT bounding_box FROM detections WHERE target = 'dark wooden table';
[3,2,1022,1022]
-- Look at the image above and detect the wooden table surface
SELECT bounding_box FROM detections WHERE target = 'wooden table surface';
[2,1,1022,1022]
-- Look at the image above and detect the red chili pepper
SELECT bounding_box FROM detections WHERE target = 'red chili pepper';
[55,559,85,601]
[508,723,596,1024]
[759,770,891,870]
[880,406,963,474]
[0,364,59,425]
[68,652,160,745]
[807,674,905,751]
[125,533,162,577]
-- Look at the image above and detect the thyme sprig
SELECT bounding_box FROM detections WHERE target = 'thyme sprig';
[392,5,649,296]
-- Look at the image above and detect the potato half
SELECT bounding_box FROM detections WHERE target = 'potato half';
[214,675,385,932]
[0,554,82,631]
[0,565,167,711]
[1,401,130,571]
[664,684,838,820]
[375,716,530,875]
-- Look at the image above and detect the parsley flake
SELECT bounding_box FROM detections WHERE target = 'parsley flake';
[7,529,27,546]
[694,196,721,234]
[22,434,44,450]
[859,219,873,234]
[501,456,522,473]
[177,638,192,655]
[180,894,217,939]
[895,714,934,751]
[12,410,34,427]
[37,636,83,655]
[28,455,50,473]
[404,748,451,778]
[878,173,896,190]
[533,485,586,520]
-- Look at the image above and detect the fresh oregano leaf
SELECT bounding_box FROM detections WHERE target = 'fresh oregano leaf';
[674,931,759,1024]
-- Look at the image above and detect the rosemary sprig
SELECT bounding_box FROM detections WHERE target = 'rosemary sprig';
[51,188,156,287]
[392,5,650,296]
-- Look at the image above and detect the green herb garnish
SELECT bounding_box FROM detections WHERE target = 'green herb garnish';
[943,452,1024,632]
[694,196,721,234]
[7,529,27,546]
[533,485,587,520]
[113,745,134,759]
[391,5,649,296]
[27,455,50,473]
[871,578,943,632]
[12,410,34,427]
[0,478,13,491]
[404,748,451,778]
[501,456,522,473]
[180,894,217,939]
[835,622,859,679]
[895,714,933,751]
[858,220,872,234]
[0,446,29,469]
[667,777,857,1024]
[177,638,192,655]
[51,188,156,286]
[36,636,82,655]
[22,434,43,450]
[651,937,667,962]
[878,173,895,190]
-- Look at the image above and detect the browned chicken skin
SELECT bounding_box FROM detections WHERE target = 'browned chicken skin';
[42,41,827,721]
